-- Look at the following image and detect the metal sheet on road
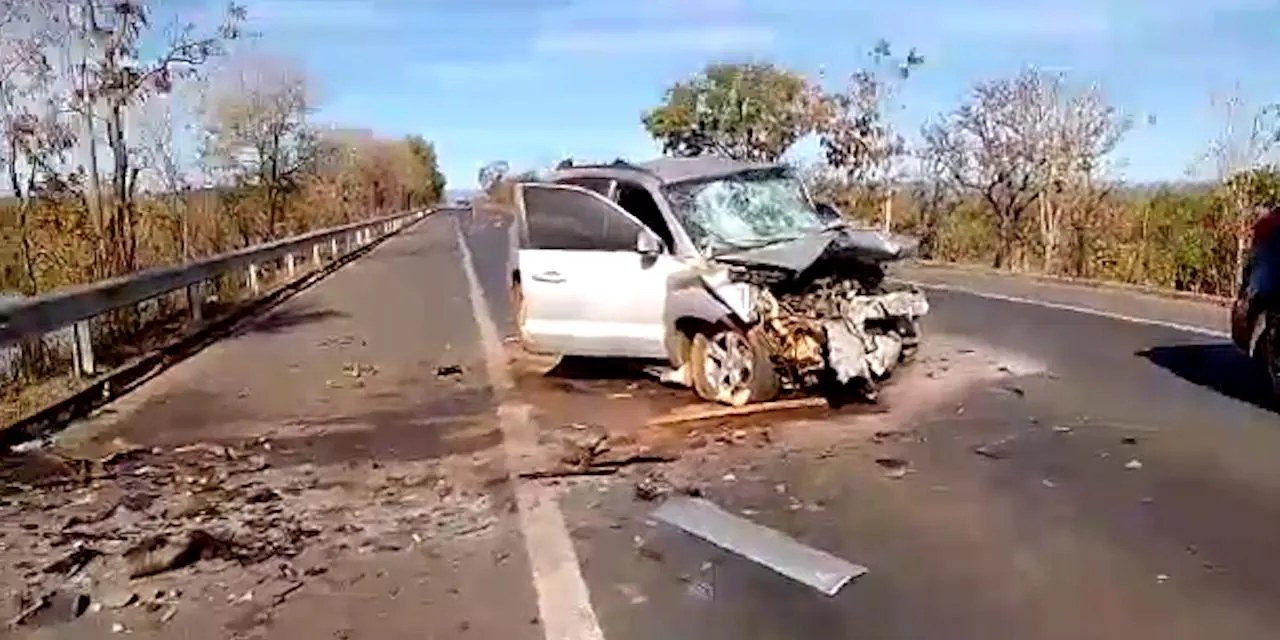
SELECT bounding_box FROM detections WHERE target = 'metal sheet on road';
[652,496,867,596]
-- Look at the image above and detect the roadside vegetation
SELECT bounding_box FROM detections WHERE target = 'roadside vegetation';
[481,40,1280,300]
[0,1,445,421]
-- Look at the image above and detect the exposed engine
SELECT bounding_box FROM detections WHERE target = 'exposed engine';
[724,240,929,399]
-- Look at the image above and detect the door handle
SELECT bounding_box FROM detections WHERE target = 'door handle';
[531,271,565,283]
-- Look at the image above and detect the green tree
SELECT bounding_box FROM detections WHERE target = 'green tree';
[404,134,446,203]
[641,62,814,162]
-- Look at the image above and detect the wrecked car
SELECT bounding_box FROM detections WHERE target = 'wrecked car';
[509,157,929,406]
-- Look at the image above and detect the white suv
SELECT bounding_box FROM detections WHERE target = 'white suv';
[509,157,929,406]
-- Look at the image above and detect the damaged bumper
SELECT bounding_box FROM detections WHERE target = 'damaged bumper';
[755,285,929,390]
[823,289,929,384]
[693,227,931,397]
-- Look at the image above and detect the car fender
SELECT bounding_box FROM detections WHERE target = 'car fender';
[661,266,752,366]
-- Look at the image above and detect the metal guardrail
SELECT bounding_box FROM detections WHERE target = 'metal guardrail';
[0,208,432,377]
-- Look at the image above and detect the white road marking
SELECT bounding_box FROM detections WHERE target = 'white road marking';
[454,218,606,640]
[908,280,1232,339]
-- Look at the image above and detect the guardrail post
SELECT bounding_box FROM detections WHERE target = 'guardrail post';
[285,253,296,278]
[330,237,338,257]
[312,244,321,267]
[247,262,260,295]
[186,283,203,322]
[72,321,94,377]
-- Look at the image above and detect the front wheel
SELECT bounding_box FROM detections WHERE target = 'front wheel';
[1252,311,1280,398]
[688,327,780,406]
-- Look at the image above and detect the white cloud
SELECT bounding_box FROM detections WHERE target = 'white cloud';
[533,26,775,56]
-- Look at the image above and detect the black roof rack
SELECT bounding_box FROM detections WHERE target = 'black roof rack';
[554,158,655,177]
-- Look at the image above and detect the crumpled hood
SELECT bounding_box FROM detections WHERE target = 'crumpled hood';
[711,225,920,273]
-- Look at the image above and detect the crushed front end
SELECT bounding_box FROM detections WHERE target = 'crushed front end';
[713,229,930,399]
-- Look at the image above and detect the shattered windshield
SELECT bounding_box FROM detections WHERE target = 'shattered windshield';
[665,168,825,253]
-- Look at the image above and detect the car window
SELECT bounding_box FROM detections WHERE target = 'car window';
[615,182,674,250]
[521,184,643,251]
[556,177,615,198]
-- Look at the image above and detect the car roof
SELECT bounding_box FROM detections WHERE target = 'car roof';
[549,156,783,187]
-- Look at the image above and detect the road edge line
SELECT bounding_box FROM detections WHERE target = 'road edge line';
[453,216,606,640]
[906,280,1231,339]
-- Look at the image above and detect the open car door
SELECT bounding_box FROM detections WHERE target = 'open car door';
[514,182,680,359]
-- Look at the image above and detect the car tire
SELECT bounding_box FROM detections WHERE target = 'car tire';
[1253,310,1280,397]
[509,279,560,373]
[689,326,780,406]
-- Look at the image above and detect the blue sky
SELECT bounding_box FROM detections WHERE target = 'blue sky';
[223,0,1280,189]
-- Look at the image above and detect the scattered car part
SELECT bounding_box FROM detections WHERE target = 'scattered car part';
[651,496,868,596]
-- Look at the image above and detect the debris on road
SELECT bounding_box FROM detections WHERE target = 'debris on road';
[435,364,464,378]
[650,496,867,596]
[123,529,234,579]
[8,588,91,628]
[520,431,679,480]
[42,545,103,576]
[870,429,920,445]
[0,426,502,634]
[973,446,1005,459]
[519,451,680,480]
[973,434,1018,460]
[875,457,909,479]
[632,470,703,502]
[342,362,378,378]
[518,467,619,480]
[1125,459,1144,470]
[645,397,828,427]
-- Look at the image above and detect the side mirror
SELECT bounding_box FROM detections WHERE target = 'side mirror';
[636,229,662,255]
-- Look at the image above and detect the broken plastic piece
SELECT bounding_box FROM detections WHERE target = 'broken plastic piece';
[651,496,867,596]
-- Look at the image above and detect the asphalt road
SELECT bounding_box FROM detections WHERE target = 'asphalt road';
[10,209,1280,639]
[465,210,1280,640]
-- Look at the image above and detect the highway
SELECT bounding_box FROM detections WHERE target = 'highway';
[3,207,1279,639]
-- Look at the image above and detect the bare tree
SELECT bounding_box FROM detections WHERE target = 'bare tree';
[1034,77,1129,273]
[200,53,316,243]
[137,90,194,261]
[923,69,1054,268]
[911,135,962,257]
[0,0,65,294]
[66,0,243,275]
[812,39,923,226]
